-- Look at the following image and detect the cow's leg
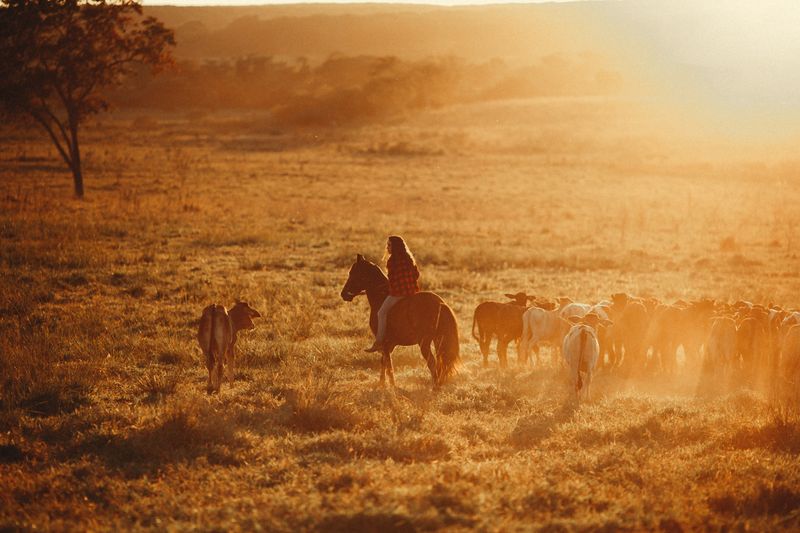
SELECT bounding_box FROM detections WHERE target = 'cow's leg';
[597,335,607,369]
[498,336,510,368]
[518,332,529,365]
[666,340,677,375]
[684,340,701,369]
[585,371,590,400]
[555,342,565,369]
[205,353,214,394]
[213,360,223,393]
[479,334,491,367]
[225,344,236,382]
[608,340,618,368]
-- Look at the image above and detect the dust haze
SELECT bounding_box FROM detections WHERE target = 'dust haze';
[2,1,800,531]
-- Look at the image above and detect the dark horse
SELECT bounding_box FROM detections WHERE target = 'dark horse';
[340,254,460,387]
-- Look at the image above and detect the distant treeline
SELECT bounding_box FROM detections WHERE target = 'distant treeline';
[114,53,623,127]
[145,5,616,62]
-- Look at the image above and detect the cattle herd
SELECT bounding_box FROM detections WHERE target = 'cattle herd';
[195,294,800,402]
[473,292,800,399]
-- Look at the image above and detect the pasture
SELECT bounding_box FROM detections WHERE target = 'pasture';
[2,97,800,530]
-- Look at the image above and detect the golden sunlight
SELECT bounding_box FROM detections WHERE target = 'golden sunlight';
[3,0,800,530]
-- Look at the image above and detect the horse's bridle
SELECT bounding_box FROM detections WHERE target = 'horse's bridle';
[343,264,387,300]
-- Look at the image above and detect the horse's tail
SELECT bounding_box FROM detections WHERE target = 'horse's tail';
[576,327,587,392]
[434,303,461,385]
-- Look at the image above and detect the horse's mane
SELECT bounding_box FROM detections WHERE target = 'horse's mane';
[361,258,388,282]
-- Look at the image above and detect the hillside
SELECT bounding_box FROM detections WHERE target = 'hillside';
[144,3,620,63]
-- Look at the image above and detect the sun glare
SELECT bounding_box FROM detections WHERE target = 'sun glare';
[597,0,800,136]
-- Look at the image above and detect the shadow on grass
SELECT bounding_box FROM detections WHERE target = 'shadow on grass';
[314,512,420,533]
[510,400,578,448]
[81,407,249,477]
[709,484,800,518]
[730,418,800,454]
[301,429,451,464]
[18,382,93,418]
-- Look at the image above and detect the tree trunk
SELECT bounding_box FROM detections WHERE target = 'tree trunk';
[70,159,84,199]
[68,114,84,199]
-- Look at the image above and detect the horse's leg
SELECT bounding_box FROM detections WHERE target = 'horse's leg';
[420,339,438,385]
[385,348,396,388]
[379,353,387,386]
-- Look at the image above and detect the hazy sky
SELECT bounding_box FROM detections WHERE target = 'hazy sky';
[141,0,576,4]
[140,0,800,131]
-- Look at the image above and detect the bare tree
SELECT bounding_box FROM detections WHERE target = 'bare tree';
[0,0,174,198]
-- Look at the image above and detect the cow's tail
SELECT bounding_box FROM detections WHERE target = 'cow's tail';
[471,306,481,343]
[576,327,587,392]
[208,305,222,393]
[434,303,461,386]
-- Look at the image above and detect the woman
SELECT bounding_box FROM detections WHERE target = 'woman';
[365,235,420,352]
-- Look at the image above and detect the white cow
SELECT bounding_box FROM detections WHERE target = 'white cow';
[519,306,570,366]
[562,322,600,400]
[780,311,800,335]
[559,302,592,320]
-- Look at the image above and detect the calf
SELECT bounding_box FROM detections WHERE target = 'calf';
[616,300,649,370]
[644,304,683,374]
[471,293,533,367]
[679,299,717,366]
[736,308,769,372]
[705,316,737,373]
[197,301,262,394]
[559,302,592,320]
[779,324,800,401]
[562,313,604,400]
[519,305,571,366]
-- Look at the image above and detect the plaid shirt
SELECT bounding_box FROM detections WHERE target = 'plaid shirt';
[387,255,420,297]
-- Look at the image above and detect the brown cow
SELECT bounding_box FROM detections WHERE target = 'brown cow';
[472,292,534,367]
[678,299,716,367]
[778,324,800,405]
[644,304,684,374]
[197,301,261,394]
[736,307,769,373]
[606,294,650,370]
[705,316,737,373]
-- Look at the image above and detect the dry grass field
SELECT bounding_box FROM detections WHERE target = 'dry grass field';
[2,97,800,531]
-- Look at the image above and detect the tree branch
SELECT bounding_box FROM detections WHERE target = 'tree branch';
[37,94,72,151]
[29,110,73,169]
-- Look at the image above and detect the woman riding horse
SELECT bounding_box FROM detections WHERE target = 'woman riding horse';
[365,236,420,353]
[340,248,460,387]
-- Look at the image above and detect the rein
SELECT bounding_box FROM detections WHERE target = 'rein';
[362,266,389,300]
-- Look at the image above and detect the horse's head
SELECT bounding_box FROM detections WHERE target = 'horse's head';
[340,254,377,301]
